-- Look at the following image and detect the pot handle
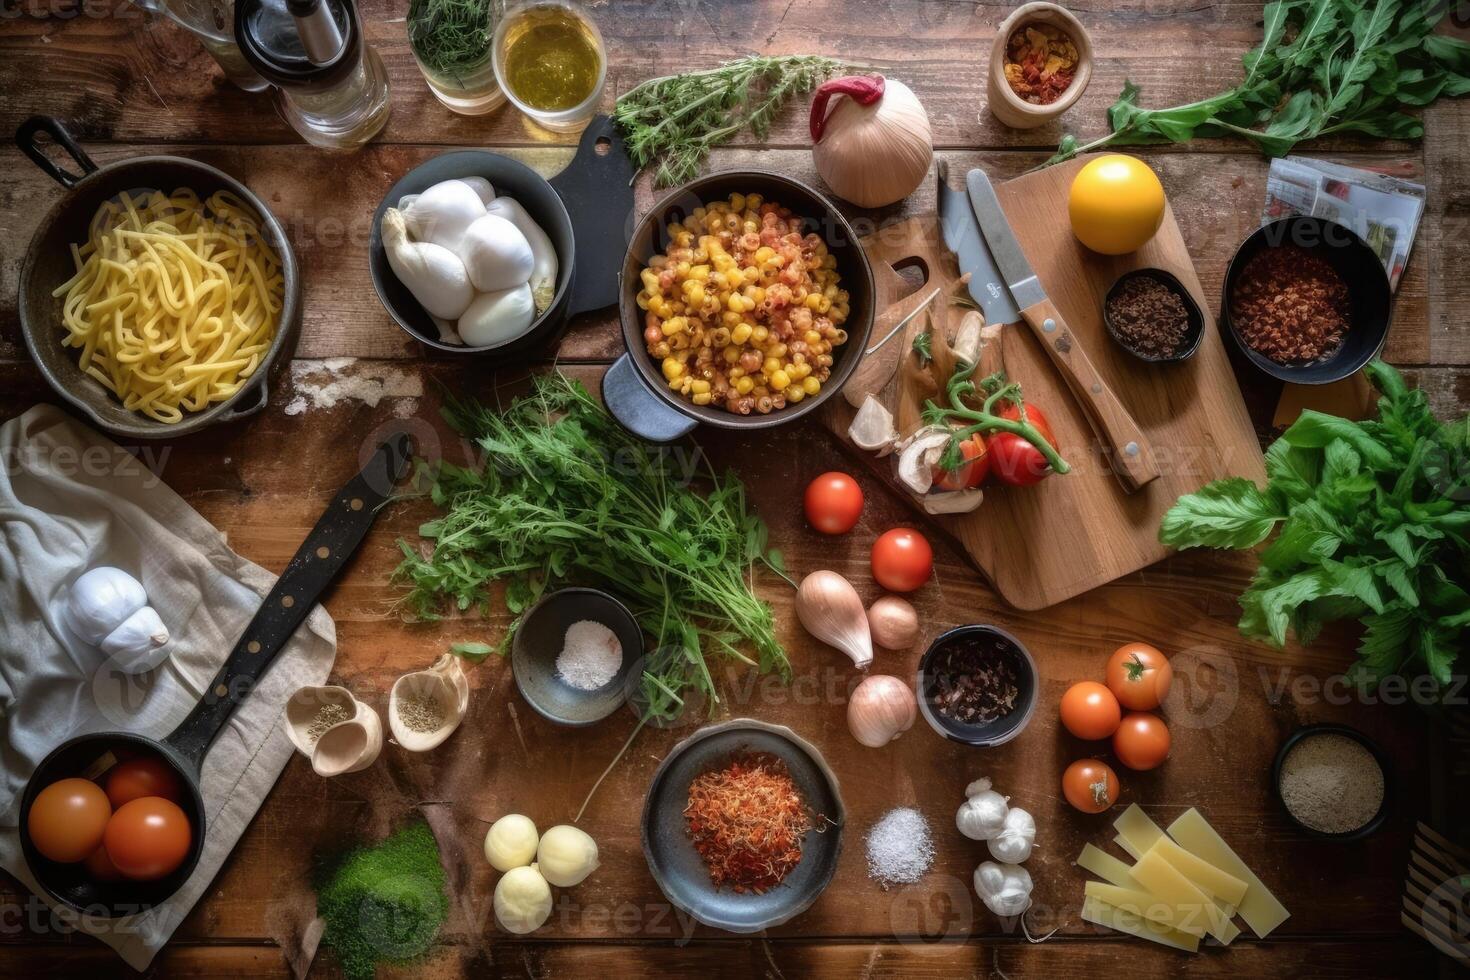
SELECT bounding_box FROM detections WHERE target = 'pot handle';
[215,377,271,423]
[15,116,99,189]
[548,115,637,318]
[162,432,413,773]
[602,353,697,443]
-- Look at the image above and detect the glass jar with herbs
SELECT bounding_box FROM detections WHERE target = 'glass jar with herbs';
[408,0,506,115]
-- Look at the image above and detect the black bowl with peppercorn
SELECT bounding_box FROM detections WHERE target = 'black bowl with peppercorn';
[917,625,1039,747]
[1221,216,1392,384]
[1103,269,1205,363]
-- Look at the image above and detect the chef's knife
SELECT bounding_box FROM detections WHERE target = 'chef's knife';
[964,169,1160,491]
[937,161,1018,327]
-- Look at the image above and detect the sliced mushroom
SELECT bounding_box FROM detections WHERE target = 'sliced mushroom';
[849,395,899,456]
[923,488,985,514]
[896,426,953,495]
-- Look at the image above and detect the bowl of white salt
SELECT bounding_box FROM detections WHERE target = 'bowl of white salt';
[1272,723,1391,841]
[511,587,643,726]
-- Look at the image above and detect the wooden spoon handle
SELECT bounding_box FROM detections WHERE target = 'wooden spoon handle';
[1019,297,1159,491]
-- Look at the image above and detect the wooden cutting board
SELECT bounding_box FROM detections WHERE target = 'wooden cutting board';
[822,156,1266,611]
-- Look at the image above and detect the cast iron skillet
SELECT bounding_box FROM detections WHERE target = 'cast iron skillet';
[605,171,875,443]
[15,116,302,440]
[368,115,635,358]
[17,433,412,918]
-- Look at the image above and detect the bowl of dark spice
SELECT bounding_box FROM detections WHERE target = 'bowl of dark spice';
[1222,216,1391,384]
[916,624,1039,747]
[1272,723,1390,841]
[512,587,643,726]
[1103,269,1205,363]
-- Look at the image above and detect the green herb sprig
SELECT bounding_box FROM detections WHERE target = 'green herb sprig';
[1050,0,1470,165]
[394,373,790,723]
[923,368,1070,476]
[1161,361,1470,691]
[614,55,847,187]
[408,0,496,79]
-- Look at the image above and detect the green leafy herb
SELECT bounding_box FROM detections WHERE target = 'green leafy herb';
[394,373,790,723]
[614,56,847,186]
[911,331,933,367]
[1161,361,1470,690]
[408,0,495,79]
[449,641,497,663]
[1051,0,1470,165]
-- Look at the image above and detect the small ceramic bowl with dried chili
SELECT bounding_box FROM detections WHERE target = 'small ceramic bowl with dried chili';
[1103,268,1205,363]
[916,625,1039,747]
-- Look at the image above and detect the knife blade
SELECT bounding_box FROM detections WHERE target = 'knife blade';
[963,168,1161,492]
[937,161,1019,326]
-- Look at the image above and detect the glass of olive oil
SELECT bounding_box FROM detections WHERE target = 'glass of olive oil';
[492,0,606,132]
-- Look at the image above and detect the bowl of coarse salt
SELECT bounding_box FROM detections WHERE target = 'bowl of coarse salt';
[511,587,643,726]
[1272,723,1391,841]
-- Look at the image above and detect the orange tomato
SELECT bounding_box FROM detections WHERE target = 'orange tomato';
[1105,642,1173,711]
[1062,759,1120,813]
[105,756,184,809]
[1059,681,1122,740]
[27,778,112,864]
[84,844,126,882]
[104,797,192,880]
[1113,712,1171,770]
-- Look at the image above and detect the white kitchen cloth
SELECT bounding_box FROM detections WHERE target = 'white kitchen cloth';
[0,405,336,970]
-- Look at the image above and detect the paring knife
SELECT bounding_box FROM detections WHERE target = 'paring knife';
[964,168,1160,491]
[937,161,1018,327]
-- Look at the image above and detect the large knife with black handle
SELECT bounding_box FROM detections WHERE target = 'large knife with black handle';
[962,169,1159,491]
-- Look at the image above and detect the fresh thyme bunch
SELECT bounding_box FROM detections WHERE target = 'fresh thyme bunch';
[614,55,847,186]
[408,0,496,79]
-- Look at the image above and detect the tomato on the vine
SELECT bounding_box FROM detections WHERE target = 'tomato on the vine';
[989,402,1058,487]
[933,434,990,491]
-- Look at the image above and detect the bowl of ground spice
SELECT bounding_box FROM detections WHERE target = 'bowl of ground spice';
[641,719,844,932]
[917,625,1039,746]
[1223,216,1392,384]
[511,587,643,726]
[1104,269,1205,363]
[1272,723,1391,841]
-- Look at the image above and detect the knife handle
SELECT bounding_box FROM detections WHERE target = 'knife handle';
[1018,298,1160,492]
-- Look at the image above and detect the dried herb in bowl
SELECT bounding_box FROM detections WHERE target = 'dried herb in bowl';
[927,632,1023,726]
[1106,274,1191,360]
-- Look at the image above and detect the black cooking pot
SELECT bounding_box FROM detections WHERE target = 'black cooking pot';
[16,434,410,918]
[14,116,302,440]
[368,115,635,357]
[604,171,875,442]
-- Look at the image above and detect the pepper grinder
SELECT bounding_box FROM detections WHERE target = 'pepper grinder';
[235,0,391,149]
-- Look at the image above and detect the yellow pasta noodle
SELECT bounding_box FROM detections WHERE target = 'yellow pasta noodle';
[53,188,284,424]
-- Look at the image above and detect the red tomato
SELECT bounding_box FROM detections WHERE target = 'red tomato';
[804,472,864,535]
[871,528,933,592]
[1105,642,1173,711]
[933,434,990,491]
[1059,681,1122,740]
[989,403,1058,487]
[105,756,184,809]
[1113,712,1171,770]
[1062,759,1121,814]
[84,844,126,882]
[27,778,112,863]
[104,797,192,881]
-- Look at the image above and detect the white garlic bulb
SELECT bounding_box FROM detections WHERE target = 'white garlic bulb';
[534,824,599,887]
[986,806,1036,864]
[974,860,1033,917]
[494,865,553,934]
[811,75,933,208]
[484,814,540,872]
[955,777,1010,841]
[62,567,170,673]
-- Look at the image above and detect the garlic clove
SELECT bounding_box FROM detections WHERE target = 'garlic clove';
[389,653,469,751]
[535,824,600,887]
[952,311,986,367]
[401,178,487,252]
[457,213,534,293]
[849,395,899,456]
[382,208,476,321]
[99,605,171,673]
[457,283,536,347]
[796,571,874,670]
[974,860,1033,917]
[847,674,917,747]
[896,427,952,495]
[63,566,148,646]
[486,197,559,315]
[457,176,497,207]
[923,489,984,514]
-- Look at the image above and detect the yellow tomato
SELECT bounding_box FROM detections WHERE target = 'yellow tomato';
[1067,154,1166,255]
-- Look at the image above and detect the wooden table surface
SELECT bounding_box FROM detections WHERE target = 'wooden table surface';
[2,2,1466,977]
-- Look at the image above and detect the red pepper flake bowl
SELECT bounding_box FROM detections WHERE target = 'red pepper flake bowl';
[917,625,1039,747]
[987,2,1093,130]
[1221,216,1392,384]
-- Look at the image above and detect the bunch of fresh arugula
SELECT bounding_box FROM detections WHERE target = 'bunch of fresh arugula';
[1161,361,1469,689]
[394,373,791,722]
[1051,0,1470,164]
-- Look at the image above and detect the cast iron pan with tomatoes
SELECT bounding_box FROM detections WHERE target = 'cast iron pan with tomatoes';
[17,434,411,917]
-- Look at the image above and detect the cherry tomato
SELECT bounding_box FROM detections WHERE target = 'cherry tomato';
[870,528,933,592]
[989,403,1058,487]
[933,434,990,491]
[104,796,192,880]
[105,756,184,809]
[1059,681,1122,740]
[1105,642,1173,711]
[1063,759,1121,813]
[84,843,126,882]
[1113,712,1171,770]
[27,778,112,863]
[804,472,864,535]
